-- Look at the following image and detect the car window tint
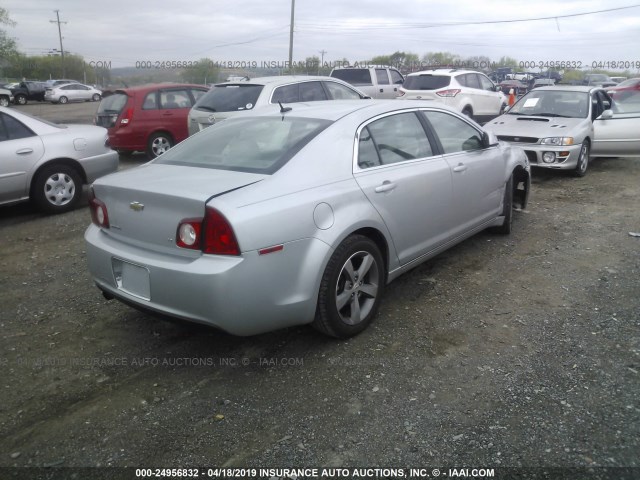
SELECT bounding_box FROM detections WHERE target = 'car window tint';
[0,113,35,141]
[272,84,299,103]
[361,112,433,166]
[403,75,450,90]
[299,82,328,101]
[375,69,390,85]
[424,111,483,153]
[160,89,191,109]
[331,69,373,86]
[324,81,362,99]
[390,69,404,85]
[154,116,331,174]
[142,92,158,110]
[194,84,263,112]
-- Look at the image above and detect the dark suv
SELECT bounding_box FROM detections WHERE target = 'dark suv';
[94,83,208,158]
[10,81,47,105]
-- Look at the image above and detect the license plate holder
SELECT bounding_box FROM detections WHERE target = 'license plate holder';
[112,258,151,301]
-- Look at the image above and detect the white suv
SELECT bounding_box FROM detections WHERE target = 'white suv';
[398,69,506,123]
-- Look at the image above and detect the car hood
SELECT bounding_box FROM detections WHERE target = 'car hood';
[485,114,588,138]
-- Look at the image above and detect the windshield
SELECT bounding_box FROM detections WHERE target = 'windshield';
[403,75,451,90]
[154,116,332,174]
[508,91,589,118]
[97,93,128,114]
[193,84,263,112]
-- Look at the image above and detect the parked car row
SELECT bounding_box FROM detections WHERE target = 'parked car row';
[0,80,103,105]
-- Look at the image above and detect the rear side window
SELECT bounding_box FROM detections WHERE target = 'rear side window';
[142,92,158,110]
[358,112,434,168]
[331,69,373,86]
[155,116,332,174]
[271,84,299,103]
[403,75,451,90]
[160,89,191,109]
[0,113,35,141]
[324,81,362,100]
[375,69,390,85]
[194,84,263,112]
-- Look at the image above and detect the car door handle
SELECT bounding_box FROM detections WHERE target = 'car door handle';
[16,148,33,155]
[379,88,384,93]
[375,181,396,193]
[453,163,467,173]
[162,112,174,116]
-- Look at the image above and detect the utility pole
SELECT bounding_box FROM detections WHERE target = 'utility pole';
[50,10,67,77]
[288,0,295,73]
[319,49,327,73]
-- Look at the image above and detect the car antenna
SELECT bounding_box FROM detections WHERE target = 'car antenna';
[278,101,292,113]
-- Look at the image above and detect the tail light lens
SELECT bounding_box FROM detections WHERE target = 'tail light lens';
[89,187,110,228]
[119,107,134,126]
[436,89,461,97]
[176,207,240,255]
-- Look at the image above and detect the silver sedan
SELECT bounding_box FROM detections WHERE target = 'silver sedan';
[0,106,118,213]
[85,101,530,338]
[44,82,103,104]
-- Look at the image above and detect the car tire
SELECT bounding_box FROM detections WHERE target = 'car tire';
[0,96,9,107]
[313,235,385,338]
[573,140,590,177]
[147,132,173,158]
[490,174,513,235]
[32,164,83,214]
[92,93,101,102]
[462,107,473,120]
[16,94,27,105]
[58,96,68,104]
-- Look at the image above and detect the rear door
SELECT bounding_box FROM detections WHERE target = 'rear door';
[353,110,453,265]
[374,68,394,99]
[158,88,194,143]
[592,90,640,156]
[0,112,45,203]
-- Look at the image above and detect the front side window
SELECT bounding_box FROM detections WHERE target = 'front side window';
[478,74,495,91]
[390,69,404,85]
[324,81,362,100]
[357,112,434,168]
[299,82,328,101]
[424,111,483,153]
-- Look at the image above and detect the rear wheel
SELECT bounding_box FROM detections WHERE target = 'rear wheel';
[92,93,101,102]
[313,235,385,338]
[573,140,590,177]
[147,132,173,158]
[58,96,68,104]
[32,164,82,214]
[0,96,9,107]
[462,106,473,120]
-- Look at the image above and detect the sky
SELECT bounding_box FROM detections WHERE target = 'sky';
[3,0,640,71]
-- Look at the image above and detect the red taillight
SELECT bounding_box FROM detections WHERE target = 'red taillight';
[176,207,240,256]
[89,188,110,228]
[436,88,461,97]
[119,107,134,126]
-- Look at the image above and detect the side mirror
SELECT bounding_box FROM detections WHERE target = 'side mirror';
[482,131,499,148]
[600,109,614,120]
[495,85,502,92]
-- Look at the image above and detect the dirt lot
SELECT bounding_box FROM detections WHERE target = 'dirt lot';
[0,102,638,479]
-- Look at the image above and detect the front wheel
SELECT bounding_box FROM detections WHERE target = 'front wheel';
[573,140,590,177]
[313,235,385,338]
[92,93,101,102]
[147,132,173,158]
[58,96,68,104]
[16,94,27,105]
[32,164,83,214]
[0,96,9,107]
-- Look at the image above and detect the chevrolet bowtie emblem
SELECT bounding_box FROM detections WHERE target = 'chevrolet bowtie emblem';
[130,202,144,212]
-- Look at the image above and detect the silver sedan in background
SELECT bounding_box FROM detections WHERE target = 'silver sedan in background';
[44,82,103,104]
[86,101,530,338]
[0,106,118,213]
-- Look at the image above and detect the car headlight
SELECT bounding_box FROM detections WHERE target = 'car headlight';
[540,137,574,146]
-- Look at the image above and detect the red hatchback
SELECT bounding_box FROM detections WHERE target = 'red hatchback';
[95,84,208,158]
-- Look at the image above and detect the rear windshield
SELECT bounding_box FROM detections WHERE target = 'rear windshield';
[193,84,263,112]
[330,69,372,86]
[97,93,128,114]
[154,116,332,174]
[403,75,451,90]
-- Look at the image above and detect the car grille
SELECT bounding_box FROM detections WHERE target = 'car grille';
[497,135,539,144]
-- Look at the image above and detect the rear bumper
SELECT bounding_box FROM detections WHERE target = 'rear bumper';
[84,225,331,336]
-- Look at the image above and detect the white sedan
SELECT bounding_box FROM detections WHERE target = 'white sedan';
[0,106,118,213]
[44,82,103,104]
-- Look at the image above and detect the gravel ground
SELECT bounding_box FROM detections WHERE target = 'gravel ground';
[0,103,638,480]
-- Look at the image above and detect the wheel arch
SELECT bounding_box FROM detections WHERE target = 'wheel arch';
[148,129,175,144]
[30,158,87,196]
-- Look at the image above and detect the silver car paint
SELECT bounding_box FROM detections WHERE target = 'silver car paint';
[0,107,118,206]
[86,100,528,336]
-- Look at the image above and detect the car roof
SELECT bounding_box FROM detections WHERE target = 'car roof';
[115,83,208,95]
[532,85,601,93]
[406,68,484,76]
[215,75,350,86]
[241,99,466,122]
